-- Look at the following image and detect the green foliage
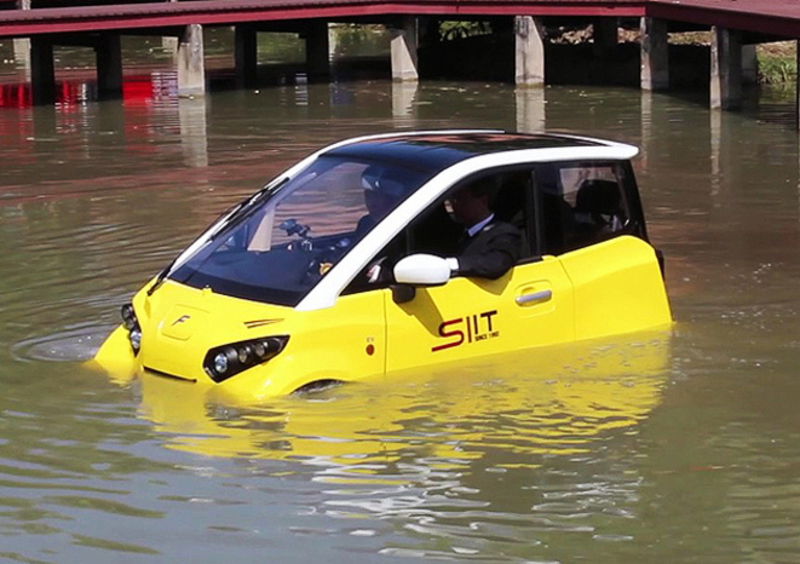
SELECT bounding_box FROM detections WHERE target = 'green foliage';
[439,21,492,41]
[759,53,796,85]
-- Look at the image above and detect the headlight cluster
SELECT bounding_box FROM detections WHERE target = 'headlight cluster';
[203,336,289,383]
[120,303,142,355]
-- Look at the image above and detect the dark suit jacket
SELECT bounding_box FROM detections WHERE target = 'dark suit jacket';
[456,220,522,280]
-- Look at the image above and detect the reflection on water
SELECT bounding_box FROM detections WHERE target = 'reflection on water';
[133,335,670,465]
[0,72,799,561]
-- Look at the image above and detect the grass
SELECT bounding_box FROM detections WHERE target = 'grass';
[757,41,796,85]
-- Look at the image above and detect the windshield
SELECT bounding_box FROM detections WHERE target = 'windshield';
[170,155,431,306]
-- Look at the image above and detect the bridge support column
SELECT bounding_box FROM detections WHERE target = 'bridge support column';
[13,0,31,68]
[390,16,418,81]
[710,26,742,110]
[640,17,669,91]
[304,21,330,81]
[592,18,617,57]
[30,37,55,105]
[235,26,258,88]
[742,44,758,85]
[177,24,205,97]
[515,16,545,87]
[96,33,123,100]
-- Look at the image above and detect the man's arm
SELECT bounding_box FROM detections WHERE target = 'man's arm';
[452,223,521,280]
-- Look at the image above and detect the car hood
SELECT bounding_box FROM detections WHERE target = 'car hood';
[134,280,293,382]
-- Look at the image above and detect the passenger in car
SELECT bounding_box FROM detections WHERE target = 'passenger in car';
[356,165,409,236]
[443,179,522,280]
[570,179,626,247]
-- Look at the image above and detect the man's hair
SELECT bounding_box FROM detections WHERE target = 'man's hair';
[466,177,501,205]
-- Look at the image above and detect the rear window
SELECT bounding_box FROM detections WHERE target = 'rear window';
[536,161,637,255]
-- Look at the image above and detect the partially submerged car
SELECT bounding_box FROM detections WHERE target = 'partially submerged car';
[91,130,672,401]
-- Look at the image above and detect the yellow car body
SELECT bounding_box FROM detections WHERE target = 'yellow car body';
[90,130,672,401]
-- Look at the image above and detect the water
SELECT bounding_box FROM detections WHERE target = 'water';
[1,59,800,561]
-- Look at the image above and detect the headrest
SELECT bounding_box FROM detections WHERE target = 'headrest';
[575,179,621,214]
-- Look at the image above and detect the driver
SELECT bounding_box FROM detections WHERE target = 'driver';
[356,165,409,236]
[442,179,521,280]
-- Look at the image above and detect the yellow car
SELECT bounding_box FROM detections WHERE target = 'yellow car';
[91,130,672,401]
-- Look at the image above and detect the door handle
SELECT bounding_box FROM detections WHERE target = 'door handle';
[516,289,552,305]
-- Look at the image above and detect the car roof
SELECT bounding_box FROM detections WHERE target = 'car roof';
[323,130,629,174]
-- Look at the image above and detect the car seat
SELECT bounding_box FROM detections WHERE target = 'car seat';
[571,179,626,247]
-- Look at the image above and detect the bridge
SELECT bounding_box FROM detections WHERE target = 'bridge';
[1,0,799,120]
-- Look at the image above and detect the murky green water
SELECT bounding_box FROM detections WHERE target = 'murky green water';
[1,62,799,562]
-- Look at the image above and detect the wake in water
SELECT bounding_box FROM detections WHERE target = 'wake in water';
[11,325,115,363]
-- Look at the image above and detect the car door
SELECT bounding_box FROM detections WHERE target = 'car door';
[382,167,575,373]
[537,160,671,341]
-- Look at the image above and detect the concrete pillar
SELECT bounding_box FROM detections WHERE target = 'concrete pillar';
[515,16,545,87]
[741,44,758,85]
[235,26,258,89]
[592,18,617,57]
[304,21,330,81]
[162,37,179,55]
[389,16,418,82]
[162,0,179,54]
[30,38,55,105]
[13,39,31,68]
[710,26,742,110]
[13,0,31,70]
[640,17,669,91]
[515,86,546,133]
[96,33,123,100]
[177,24,205,97]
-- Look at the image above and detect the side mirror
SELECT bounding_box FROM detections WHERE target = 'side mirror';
[393,254,451,286]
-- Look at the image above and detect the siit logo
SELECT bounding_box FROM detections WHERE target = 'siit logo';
[432,310,499,352]
[171,314,191,326]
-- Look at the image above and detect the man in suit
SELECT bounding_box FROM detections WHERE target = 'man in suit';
[364,178,521,285]
[443,179,522,280]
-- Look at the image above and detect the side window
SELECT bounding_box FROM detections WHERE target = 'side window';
[342,168,537,294]
[406,169,536,262]
[536,162,631,255]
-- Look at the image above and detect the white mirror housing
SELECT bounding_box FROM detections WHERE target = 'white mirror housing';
[393,254,451,286]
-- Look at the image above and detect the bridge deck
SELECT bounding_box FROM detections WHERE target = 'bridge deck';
[0,0,797,39]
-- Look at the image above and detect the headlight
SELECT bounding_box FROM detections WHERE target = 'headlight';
[203,336,289,383]
[120,303,142,355]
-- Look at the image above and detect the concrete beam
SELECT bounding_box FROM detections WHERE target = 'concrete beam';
[30,38,55,105]
[515,16,545,87]
[389,16,418,82]
[177,24,205,97]
[235,26,258,88]
[710,26,742,111]
[96,33,123,100]
[640,17,669,91]
[304,21,330,81]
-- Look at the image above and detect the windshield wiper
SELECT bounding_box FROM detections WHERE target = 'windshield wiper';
[146,256,179,297]
[209,177,288,242]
